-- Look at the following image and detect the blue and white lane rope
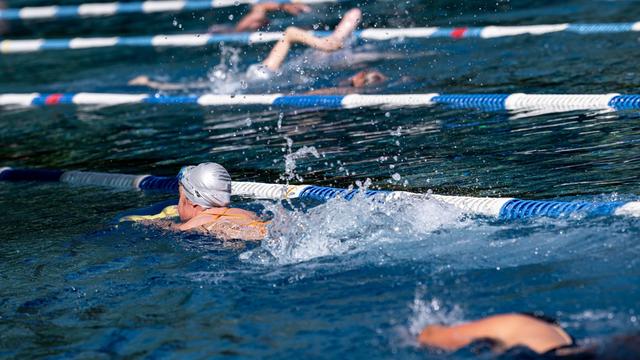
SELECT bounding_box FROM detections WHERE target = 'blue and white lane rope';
[1,92,640,112]
[0,0,338,21]
[2,22,640,53]
[1,167,639,219]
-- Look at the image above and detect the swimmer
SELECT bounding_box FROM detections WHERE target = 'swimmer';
[246,8,362,80]
[125,163,268,241]
[417,312,640,359]
[129,8,363,89]
[208,2,311,33]
[305,69,387,95]
[127,68,387,93]
[418,313,576,356]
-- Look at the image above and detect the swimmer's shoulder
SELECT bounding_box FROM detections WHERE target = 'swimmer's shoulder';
[204,207,261,220]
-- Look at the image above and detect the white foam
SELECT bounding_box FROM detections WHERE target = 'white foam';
[614,201,640,217]
[241,191,464,265]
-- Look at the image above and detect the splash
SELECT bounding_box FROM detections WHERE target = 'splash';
[407,287,464,336]
[394,286,465,348]
[280,136,320,183]
[240,190,464,265]
[206,45,245,93]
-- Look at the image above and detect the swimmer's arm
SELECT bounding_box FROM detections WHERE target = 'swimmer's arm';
[418,316,513,350]
[418,323,482,350]
[128,75,211,91]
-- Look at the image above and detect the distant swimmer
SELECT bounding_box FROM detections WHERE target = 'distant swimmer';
[208,2,311,33]
[129,8,364,90]
[246,8,362,81]
[305,69,387,95]
[128,68,387,93]
[123,163,268,241]
[417,312,640,358]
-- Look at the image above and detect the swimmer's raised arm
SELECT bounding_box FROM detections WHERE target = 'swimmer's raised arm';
[261,8,361,72]
[418,316,507,351]
[418,313,574,354]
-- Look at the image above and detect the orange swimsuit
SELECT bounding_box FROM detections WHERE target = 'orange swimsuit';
[186,207,269,241]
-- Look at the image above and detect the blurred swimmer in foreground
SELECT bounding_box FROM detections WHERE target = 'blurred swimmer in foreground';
[418,313,640,359]
[208,1,311,33]
[122,163,267,241]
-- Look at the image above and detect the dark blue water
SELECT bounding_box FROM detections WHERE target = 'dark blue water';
[1,0,640,358]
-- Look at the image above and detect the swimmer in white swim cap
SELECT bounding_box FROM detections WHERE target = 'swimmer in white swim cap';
[175,162,268,241]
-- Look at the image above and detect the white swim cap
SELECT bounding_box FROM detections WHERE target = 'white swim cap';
[178,163,232,208]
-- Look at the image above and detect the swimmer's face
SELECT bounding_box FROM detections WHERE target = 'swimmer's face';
[349,70,388,88]
[178,185,200,221]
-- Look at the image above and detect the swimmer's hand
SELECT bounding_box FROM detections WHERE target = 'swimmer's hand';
[128,75,151,86]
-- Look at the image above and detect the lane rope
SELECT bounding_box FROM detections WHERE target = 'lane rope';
[1,92,639,112]
[1,167,638,219]
[1,22,640,53]
[0,0,341,21]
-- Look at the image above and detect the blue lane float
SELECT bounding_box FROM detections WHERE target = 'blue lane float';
[1,22,639,53]
[0,92,638,113]
[1,167,639,219]
[0,0,341,21]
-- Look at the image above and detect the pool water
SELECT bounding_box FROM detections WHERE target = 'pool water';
[1,0,640,358]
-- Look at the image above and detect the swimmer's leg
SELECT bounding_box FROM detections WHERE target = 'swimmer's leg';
[261,8,362,71]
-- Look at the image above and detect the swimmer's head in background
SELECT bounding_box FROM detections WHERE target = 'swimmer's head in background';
[178,163,232,208]
[348,70,388,88]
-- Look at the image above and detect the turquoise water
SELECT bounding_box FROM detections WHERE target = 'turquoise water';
[2,0,640,358]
